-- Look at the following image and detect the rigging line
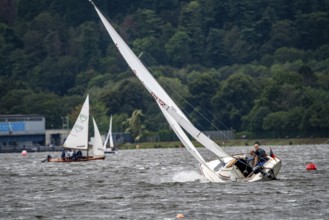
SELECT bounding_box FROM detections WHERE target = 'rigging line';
[140,51,233,139]
[143,54,231,136]
[144,65,208,133]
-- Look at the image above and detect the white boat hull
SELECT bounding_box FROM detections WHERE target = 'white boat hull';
[104,149,116,154]
[200,155,282,183]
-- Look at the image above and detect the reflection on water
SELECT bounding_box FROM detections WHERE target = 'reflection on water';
[0,145,328,219]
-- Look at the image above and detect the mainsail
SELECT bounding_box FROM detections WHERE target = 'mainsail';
[90,1,207,165]
[90,2,231,168]
[92,117,105,157]
[63,95,89,150]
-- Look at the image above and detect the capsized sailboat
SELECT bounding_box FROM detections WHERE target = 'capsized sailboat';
[103,115,116,154]
[47,95,105,162]
[90,1,281,182]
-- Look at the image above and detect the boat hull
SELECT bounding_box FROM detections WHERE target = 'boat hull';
[200,155,282,183]
[104,149,116,154]
[47,156,105,162]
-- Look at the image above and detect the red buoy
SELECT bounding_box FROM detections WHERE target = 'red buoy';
[306,163,317,170]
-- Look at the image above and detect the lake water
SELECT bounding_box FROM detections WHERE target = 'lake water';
[0,144,328,220]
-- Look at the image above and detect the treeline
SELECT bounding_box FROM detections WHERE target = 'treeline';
[0,0,329,140]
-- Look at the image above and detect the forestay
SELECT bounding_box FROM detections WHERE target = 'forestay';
[163,105,232,160]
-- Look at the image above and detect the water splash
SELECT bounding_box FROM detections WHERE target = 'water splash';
[172,170,207,183]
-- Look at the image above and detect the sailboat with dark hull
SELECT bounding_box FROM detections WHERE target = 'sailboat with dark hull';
[90,1,281,182]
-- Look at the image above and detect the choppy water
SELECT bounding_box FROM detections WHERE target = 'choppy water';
[0,144,328,220]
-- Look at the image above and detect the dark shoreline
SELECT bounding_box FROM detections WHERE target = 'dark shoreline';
[1,137,328,153]
[120,137,329,149]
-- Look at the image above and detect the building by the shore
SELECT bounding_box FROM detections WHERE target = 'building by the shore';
[0,115,69,153]
[0,114,133,153]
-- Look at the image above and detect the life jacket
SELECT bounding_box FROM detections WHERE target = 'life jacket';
[255,148,268,162]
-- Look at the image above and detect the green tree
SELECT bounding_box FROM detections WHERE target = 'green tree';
[269,20,299,50]
[204,28,229,67]
[178,1,205,63]
[242,105,271,132]
[262,111,286,137]
[223,26,257,63]
[31,56,78,95]
[298,65,317,87]
[295,12,329,49]
[123,109,145,142]
[273,47,305,63]
[76,21,102,69]
[212,72,258,131]
[22,93,64,129]
[132,36,167,64]
[165,31,191,67]
[0,89,34,114]
[132,9,163,38]
[101,78,152,115]
[185,73,219,129]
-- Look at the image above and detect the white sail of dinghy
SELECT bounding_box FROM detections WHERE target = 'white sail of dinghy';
[92,117,105,157]
[103,115,114,150]
[109,115,114,149]
[63,95,89,150]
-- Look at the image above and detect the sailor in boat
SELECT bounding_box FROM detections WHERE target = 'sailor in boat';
[252,142,269,174]
[253,142,268,166]
[76,150,82,159]
[72,150,77,160]
[67,149,74,159]
[61,149,66,160]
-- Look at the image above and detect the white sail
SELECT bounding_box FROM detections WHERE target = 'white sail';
[90,2,229,160]
[109,115,114,148]
[103,115,114,150]
[63,95,89,150]
[90,1,208,166]
[90,2,188,121]
[159,106,207,165]
[90,3,283,182]
[163,105,232,159]
[92,117,105,157]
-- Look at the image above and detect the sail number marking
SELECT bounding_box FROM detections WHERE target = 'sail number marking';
[151,92,166,107]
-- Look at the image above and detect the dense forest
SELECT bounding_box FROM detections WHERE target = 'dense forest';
[1,0,329,141]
